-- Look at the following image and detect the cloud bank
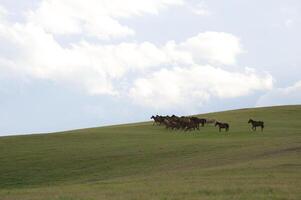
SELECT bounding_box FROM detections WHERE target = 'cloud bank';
[130,66,273,109]
[27,0,184,40]
[257,81,301,107]
[0,0,274,109]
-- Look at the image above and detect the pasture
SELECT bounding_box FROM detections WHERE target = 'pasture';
[0,105,301,200]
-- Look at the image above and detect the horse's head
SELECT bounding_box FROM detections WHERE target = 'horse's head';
[248,119,252,123]
[151,116,155,119]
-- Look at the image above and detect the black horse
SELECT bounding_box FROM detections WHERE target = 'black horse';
[215,122,229,132]
[248,119,264,131]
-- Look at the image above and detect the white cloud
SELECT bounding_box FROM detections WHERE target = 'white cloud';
[0,15,247,96]
[130,65,273,109]
[178,32,244,65]
[285,19,294,28]
[257,81,301,107]
[0,1,273,109]
[0,5,6,15]
[0,22,168,95]
[0,5,7,22]
[26,0,184,40]
[190,2,211,16]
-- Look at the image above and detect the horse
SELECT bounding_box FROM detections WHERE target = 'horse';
[184,119,199,131]
[248,119,264,131]
[194,117,206,127]
[189,117,206,129]
[150,115,155,124]
[163,119,177,130]
[215,121,229,132]
[199,118,207,127]
[205,119,216,125]
[151,115,165,126]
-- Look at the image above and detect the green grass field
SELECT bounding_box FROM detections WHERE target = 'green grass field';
[0,105,301,200]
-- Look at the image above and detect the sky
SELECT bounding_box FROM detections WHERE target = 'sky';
[0,0,300,136]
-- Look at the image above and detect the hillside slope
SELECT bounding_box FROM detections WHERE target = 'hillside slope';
[0,105,301,200]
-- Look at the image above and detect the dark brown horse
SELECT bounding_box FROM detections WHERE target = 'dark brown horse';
[151,115,165,125]
[215,121,229,132]
[190,117,206,129]
[248,119,264,131]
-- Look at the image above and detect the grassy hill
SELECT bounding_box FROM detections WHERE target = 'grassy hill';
[0,105,301,200]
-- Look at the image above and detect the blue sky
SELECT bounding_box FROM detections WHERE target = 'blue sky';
[0,0,300,136]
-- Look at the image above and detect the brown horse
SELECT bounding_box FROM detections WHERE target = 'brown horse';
[248,119,264,131]
[215,121,229,132]
[206,119,216,125]
[190,117,206,129]
[151,115,165,125]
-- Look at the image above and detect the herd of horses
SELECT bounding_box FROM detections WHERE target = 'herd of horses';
[151,115,264,132]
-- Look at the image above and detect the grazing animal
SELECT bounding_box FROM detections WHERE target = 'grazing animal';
[184,119,199,131]
[205,119,216,125]
[163,119,172,129]
[215,121,229,132]
[248,119,264,131]
[150,115,156,125]
[199,118,207,127]
[151,115,165,126]
[190,117,206,129]
[163,118,180,130]
[151,114,220,133]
